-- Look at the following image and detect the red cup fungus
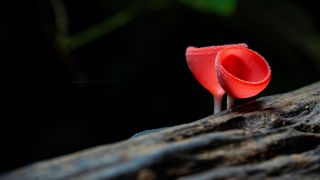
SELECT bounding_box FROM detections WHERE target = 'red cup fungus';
[186,43,271,114]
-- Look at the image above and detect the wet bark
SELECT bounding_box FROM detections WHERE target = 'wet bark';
[2,82,320,180]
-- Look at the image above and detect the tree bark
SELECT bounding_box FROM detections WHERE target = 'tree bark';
[2,82,320,180]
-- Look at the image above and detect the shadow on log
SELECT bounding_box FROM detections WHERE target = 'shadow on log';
[2,82,320,180]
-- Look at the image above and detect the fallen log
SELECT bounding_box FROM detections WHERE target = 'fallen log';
[2,82,320,180]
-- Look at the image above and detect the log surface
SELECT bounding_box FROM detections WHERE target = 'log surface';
[2,82,320,180]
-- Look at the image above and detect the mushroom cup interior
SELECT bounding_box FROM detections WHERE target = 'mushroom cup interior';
[219,48,270,83]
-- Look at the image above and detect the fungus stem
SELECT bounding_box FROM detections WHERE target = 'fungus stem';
[227,95,234,109]
[214,95,223,114]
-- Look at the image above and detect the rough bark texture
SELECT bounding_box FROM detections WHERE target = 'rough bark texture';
[2,82,320,180]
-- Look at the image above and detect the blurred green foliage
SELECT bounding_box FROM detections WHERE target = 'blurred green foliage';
[68,10,133,50]
[178,0,236,16]
[53,0,320,92]
[61,0,237,50]
[52,0,320,87]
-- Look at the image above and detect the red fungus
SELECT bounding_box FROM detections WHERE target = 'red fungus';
[186,44,271,114]
[215,47,271,99]
[185,43,248,113]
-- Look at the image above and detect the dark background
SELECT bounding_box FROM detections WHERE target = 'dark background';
[2,0,320,173]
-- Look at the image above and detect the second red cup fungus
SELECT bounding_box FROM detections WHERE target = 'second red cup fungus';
[216,47,271,99]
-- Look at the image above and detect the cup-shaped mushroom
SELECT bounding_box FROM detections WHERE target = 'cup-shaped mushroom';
[215,47,271,99]
[185,44,247,97]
